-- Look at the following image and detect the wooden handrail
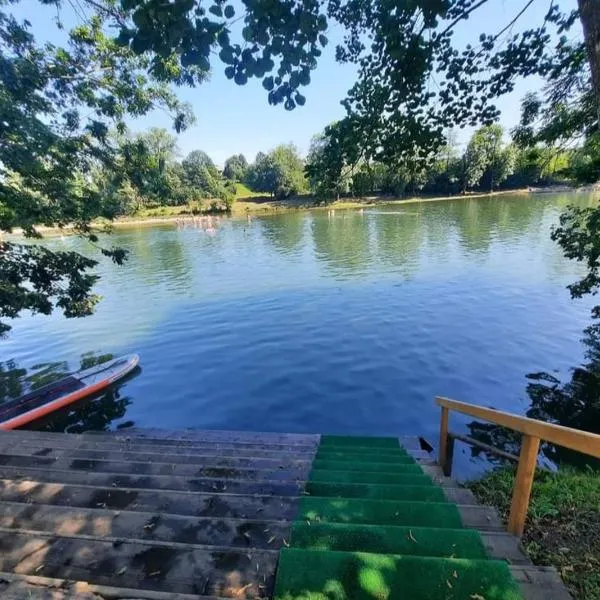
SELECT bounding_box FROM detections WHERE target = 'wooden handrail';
[435,396,600,537]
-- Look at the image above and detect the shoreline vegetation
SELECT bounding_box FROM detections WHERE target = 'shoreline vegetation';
[469,465,600,599]
[8,185,598,237]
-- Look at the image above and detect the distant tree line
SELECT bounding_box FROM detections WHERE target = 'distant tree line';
[92,131,310,216]
[306,120,590,202]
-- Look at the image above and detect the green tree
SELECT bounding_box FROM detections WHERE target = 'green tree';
[463,125,515,192]
[182,150,220,194]
[0,12,194,335]
[223,154,248,181]
[247,144,307,199]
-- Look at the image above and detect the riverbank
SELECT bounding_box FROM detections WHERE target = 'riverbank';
[9,186,598,237]
[115,188,533,225]
[9,188,528,237]
[468,465,600,599]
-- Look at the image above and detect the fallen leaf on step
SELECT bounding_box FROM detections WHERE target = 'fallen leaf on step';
[446,580,452,589]
[235,583,252,596]
[116,567,127,576]
[283,538,289,547]
[453,570,458,579]
[470,594,486,600]
[408,530,417,543]
[267,536,276,544]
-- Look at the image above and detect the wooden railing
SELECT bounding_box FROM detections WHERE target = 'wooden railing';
[436,396,600,537]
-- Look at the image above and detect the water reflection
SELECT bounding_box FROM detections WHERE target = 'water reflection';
[468,322,600,469]
[259,213,306,256]
[0,353,138,433]
[311,211,374,277]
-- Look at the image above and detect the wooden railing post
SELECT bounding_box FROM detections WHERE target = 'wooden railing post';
[439,406,449,472]
[507,434,540,537]
[442,434,455,477]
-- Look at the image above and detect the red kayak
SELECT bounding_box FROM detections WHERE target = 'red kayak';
[0,354,140,430]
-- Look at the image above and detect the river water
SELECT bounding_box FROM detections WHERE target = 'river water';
[2,192,597,476]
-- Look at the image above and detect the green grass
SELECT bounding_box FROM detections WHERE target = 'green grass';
[273,549,523,600]
[234,182,265,198]
[468,465,600,599]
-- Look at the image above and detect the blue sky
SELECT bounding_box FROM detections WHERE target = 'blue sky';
[16,0,580,165]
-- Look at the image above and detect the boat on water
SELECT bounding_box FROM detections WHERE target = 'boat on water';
[0,354,140,430]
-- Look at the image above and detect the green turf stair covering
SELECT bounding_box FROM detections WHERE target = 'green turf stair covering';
[310,470,431,486]
[290,522,488,559]
[273,435,524,599]
[316,451,414,463]
[306,482,445,502]
[273,549,523,600]
[299,497,464,528]
[312,460,418,473]
[320,435,402,448]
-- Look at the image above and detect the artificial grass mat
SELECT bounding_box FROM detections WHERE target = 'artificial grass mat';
[273,435,522,599]
[310,470,431,486]
[315,451,414,463]
[298,497,463,528]
[312,460,419,473]
[305,481,445,502]
[320,435,402,448]
[290,522,488,558]
[273,549,523,600]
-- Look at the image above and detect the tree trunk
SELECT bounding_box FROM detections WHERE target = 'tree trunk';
[579,0,600,125]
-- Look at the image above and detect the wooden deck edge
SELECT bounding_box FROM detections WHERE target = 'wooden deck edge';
[0,571,224,599]
[511,565,573,600]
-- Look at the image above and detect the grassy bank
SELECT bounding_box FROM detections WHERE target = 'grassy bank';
[468,466,600,599]
[113,188,531,225]
[5,188,535,237]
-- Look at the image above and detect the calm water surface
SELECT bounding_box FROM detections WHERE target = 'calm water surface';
[2,192,598,475]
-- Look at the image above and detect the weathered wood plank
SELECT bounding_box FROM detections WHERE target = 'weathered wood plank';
[0,446,312,468]
[0,432,318,456]
[0,479,300,520]
[0,571,221,600]
[0,466,305,496]
[0,502,292,550]
[0,452,310,481]
[0,530,277,598]
[457,504,504,531]
[511,565,573,600]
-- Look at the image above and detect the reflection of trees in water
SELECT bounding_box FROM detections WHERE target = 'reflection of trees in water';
[0,352,136,434]
[311,212,374,275]
[372,211,423,278]
[446,196,543,255]
[259,213,306,255]
[468,322,600,469]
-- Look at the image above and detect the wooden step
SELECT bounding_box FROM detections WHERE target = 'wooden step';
[0,501,292,550]
[0,452,310,481]
[98,428,320,446]
[0,465,305,495]
[0,571,222,599]
[0,477,298,513]
[0,479,300,519]
[0,445,313,469]
[0,530,277,597]
[0,435,318,460]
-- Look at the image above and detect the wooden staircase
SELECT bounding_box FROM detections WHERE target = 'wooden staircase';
[0,428,570,599]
